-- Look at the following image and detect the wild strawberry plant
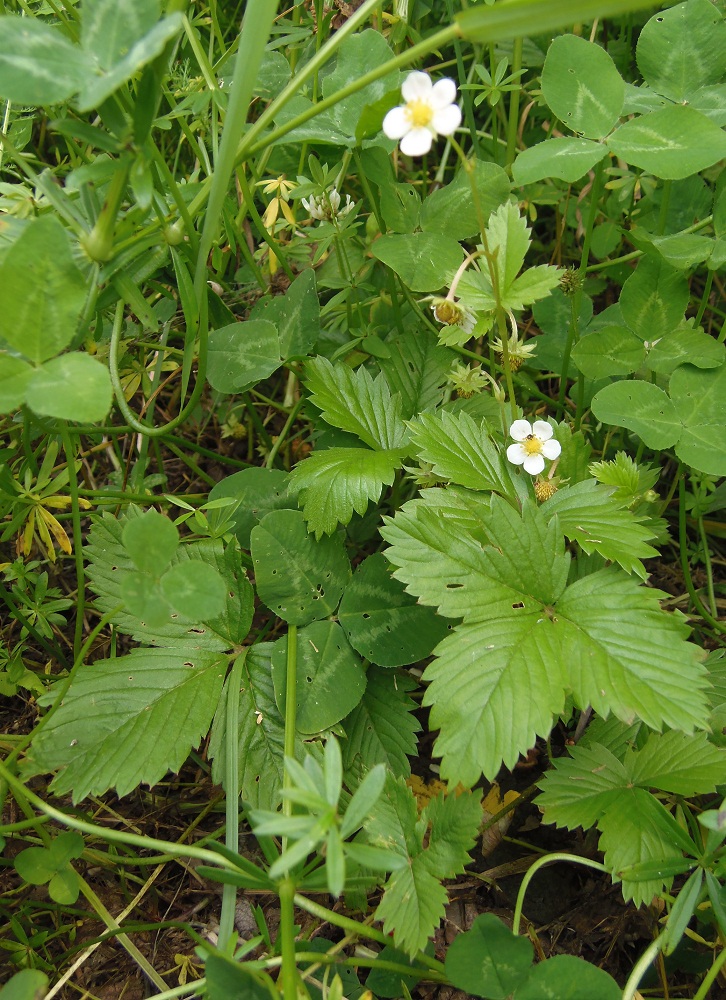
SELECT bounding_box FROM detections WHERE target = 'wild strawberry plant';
[0,0,725,997]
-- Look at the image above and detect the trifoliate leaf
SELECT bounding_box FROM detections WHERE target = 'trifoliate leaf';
[342,668,420,778]
[589,452,659,503]
[290,446,406,538]
[365,776,481,956]
[538,737,711,904]
[409,411,516,499]
[541,479,658,577]
[304,356,407,450]
[536,742,632,830]
[383,492,708,785]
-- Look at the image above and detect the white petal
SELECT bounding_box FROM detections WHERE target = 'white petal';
[401,71,433,102]
[431,77,457,108]
[523,454,545,475]
[532,420,553,441]
[507,443,526,466]
[382,106,410,140]
[509,419,532,442]
[400,126,434,157]
[432,103,461,136]
[541,439,562,460]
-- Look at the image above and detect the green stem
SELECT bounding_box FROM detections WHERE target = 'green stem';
[293,895,445,974]
[219,655,245,949]
[0,758,241,870]
[698,515,718,618]
[505,36,523,170]
[678,472,725,632]
[693,946,726,1000]
[558,156,605,415]
[61,421,86,659]
[621,934,667,1000]
[512,853,607,935]
[278,877,299,998]
[266,397,305,469]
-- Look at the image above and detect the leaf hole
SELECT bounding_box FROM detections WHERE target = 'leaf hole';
[306,676,313,683]
[512,601,525,609]
[362,613,371,619]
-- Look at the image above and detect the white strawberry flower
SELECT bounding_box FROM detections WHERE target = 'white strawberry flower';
[506,419,561,476]
[382,71,461,157]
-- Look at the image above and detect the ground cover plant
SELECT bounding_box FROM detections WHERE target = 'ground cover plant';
[1,0,726,996]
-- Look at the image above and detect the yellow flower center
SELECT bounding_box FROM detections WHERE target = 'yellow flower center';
[522,434,543,455]
[406,99,434,128]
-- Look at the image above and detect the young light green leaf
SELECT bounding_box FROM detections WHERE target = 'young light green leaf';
[537,742,635,830]
[160,560,227,621]
[338,552,450,668]
[29,648,228,802]
[304,356,407,450]
[371,232,464,292]
[0,16,93,105]
[409,411,516,499]
[291,446,405,539]
[25,353,113,423]
[342,668,420,778]
[87,509,253,650]
[0,216,87,364]
[542,34,625,138]
[123,509,179,574]
[513,137,608,185]
[251,509,350,626]
[486,201,531,297]
[340,763,387,838]
[541,479,658,578]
